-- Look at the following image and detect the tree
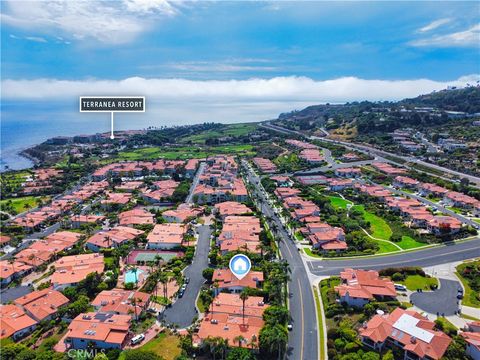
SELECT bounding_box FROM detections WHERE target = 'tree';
[259,324,288,359]
[202,268,214,282]
[226,347,255,360]
[204,336,228,360]
[240,289,249,325]
[234,335,246,348]
[158,272,169,300]
[263,305,289,326]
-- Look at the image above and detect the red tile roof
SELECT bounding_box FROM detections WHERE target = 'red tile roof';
[0,304,37,339]
[14,289,69,321]
[360,308,451,360]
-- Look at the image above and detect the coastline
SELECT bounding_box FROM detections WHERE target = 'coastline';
[1,145,39,173]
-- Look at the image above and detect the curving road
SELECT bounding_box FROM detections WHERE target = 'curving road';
[262,122,480,188]
[307,237,480,276]
[161,224,212,328]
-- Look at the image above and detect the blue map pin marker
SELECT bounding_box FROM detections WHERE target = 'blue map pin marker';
[229,254,252,280]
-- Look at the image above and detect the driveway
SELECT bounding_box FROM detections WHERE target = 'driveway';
[410,278,461,316]
[161,224,212,328]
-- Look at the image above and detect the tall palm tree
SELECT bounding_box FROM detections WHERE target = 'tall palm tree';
[250,334,257,350]
[131,297,138,320]
[7,258,15,276]
[234,335,245,348]
[158,272,168,300]
[240,289,249,325]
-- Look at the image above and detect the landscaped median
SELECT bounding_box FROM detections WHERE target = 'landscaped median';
[455,259,480,308]
[312,285,326,360]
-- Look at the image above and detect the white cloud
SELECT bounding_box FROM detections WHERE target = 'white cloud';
[418,18,452,33]
[3,75,479,102]
[2,75,479,124]
[411,24,480,47]
[9,34,47,43]
[1,0,180,44]
[24,36,48,43]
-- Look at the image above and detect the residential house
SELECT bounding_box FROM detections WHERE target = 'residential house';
[91,289,150,318]
[0,304,37,340]
[335,268,397,307]
[359,307,451,360]
[194,293,268,349]
[14,289,69,322]
[335,167,361,178]
[212,269,264,295]
[118,208,155,227]
[162,203,203,223]
[0,260,33,286]
[146,223,186,250]
[86,227,144,252]
[51,253,105,290]
[461,332,480,360]
[427,216,462,236]
[64,312,131,350]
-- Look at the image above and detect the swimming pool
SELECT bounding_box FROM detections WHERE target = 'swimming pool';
[124,268,144,284]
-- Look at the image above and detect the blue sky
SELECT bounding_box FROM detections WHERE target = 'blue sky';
[1,1,479,130]
[2,1,479,81]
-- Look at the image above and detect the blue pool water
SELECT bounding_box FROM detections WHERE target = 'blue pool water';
[125,269,144,284]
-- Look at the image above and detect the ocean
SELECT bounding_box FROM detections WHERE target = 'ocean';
[1,99,298,171]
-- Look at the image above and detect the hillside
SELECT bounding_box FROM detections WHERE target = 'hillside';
[275,86,480,135]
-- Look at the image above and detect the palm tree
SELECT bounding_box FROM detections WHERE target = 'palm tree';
[240,289,249,325]
[131,297,138,320]
[158,272,168,300]
[7,258,15,276]
[234,335,245,348]
[250,334,257,350]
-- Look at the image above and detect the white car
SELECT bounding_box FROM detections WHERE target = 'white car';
[131,333,145,345]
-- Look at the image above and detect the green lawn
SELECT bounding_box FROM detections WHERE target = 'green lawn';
[274,153,303,172]
[445,206,466,215]
[179,123,258,144]
[0,196,50,214]
[117,144,255,161]
[396,236,427,250]
[353,205,392,240]
[455,265,480,308]
[313,286,326,359]
[329,196,351,210]
[473,218,480,225]
[303,247,321,258]
[136,333,182,360]
[399,275,438,291]
[375,240,400,254]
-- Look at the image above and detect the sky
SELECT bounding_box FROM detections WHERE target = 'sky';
[1,0,480,126]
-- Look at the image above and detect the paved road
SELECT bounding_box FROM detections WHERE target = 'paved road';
[262,122,480,188]
[410,278,460,316]
[307,237,480,276]
[186,162,206,204]
[295,159,377,175]
[162,224,212,328]
[243,161,318,360]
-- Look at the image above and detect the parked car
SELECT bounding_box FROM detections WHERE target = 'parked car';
[178,290,185,298]
[185,277,190,284]
[287,323,293,331]
[131,333,145,345]
[394,284,407,291]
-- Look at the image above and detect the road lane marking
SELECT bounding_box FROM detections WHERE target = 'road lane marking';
[297,278,305,360]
